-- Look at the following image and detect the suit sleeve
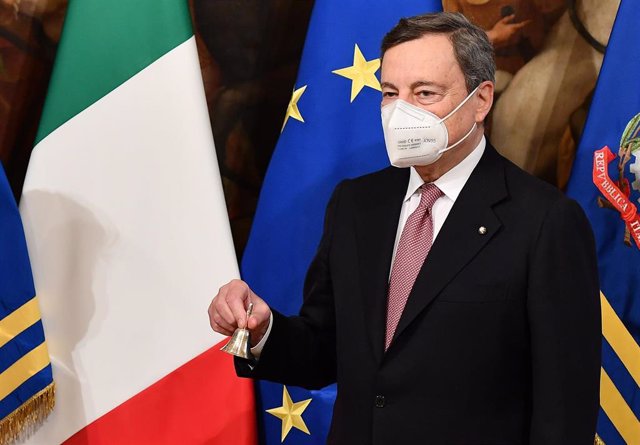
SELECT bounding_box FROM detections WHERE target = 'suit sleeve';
[234,181,344,390]
[527,197,601,444]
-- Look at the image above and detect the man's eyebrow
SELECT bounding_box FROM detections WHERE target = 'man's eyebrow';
[410,80,446,90]
[380,80,447,90]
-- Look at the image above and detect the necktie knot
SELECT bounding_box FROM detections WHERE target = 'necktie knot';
[419,183,443,211]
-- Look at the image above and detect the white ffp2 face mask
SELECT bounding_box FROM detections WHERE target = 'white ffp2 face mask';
[381,86,479,168]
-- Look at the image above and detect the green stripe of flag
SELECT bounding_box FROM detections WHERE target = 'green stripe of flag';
[36,0,193,143]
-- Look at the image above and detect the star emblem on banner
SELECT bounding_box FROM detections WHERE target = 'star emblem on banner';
[332,43,381,102]
[266,385,312,442]
[282,85,307,132]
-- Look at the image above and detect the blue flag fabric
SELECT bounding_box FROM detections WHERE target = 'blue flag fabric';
[241,1,441,443]
[0,163,53,442]
[566,1,640,443]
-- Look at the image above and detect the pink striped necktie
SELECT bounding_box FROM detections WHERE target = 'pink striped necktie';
[385,183,443,350]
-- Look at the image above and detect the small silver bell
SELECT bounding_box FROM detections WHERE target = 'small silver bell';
[221,303,254,360]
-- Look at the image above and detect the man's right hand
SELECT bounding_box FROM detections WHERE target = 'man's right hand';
[208,279,272,346]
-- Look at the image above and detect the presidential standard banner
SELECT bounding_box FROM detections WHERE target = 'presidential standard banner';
[566,0,640,443]
[0,163,53,445]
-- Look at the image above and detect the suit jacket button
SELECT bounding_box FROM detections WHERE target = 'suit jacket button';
[375,395,385,408]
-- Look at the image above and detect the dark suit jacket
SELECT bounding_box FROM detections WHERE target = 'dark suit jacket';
[237,143,601,445]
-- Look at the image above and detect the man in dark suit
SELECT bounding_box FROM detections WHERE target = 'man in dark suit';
[208,12,601,445]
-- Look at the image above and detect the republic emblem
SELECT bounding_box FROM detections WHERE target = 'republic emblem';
[593,112,640,249]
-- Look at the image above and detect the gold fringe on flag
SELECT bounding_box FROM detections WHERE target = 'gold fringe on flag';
[594,433,606,445]
[0,383,55,445]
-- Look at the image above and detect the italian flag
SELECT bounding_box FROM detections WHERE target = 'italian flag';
[18,1,256,443]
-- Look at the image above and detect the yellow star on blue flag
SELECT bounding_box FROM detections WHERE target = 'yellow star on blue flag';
[282,85,307,132]
[266,385,312,442]
[332,44,381,102]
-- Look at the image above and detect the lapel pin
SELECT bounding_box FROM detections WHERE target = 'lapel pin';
[478,226,487,235]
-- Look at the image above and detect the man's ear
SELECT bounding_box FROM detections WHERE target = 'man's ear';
[475,80,494,123]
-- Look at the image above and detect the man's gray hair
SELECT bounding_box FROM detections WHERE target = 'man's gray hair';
[381,12,496,93]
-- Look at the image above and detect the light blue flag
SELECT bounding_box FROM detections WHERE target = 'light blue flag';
[241,1,442,443]
[566,1,640,443]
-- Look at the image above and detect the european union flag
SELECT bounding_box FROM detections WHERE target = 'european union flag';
[241,1,441,443]
[0,163,53,443]
[566,1,640,443]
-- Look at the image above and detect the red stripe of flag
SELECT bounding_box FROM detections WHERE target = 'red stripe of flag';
[64,340,257,444]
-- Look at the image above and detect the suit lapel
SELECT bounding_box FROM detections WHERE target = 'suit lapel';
[390,144,509,349]
[355,167,408,364]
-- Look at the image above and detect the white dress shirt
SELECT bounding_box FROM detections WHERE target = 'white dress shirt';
[252,136,486,358]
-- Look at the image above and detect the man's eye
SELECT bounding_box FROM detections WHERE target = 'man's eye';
[382,91,397,98]
[417,90,433,97]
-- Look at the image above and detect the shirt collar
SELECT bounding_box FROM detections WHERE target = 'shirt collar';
[403,136,486,202]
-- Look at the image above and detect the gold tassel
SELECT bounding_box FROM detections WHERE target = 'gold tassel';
[594,433,606,445]
[0,383,55,445]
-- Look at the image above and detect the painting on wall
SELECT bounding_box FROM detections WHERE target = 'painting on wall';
[443,0,620,188]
